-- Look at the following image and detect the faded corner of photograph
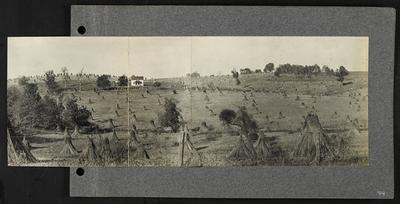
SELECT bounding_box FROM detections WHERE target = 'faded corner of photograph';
[6,36,368,167]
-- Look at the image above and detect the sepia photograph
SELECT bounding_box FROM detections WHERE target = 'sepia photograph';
[7,37,368,167]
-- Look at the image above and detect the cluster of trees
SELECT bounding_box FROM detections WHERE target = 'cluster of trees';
[236,62,349,81]
[96,75,112,89]
[96,74,131,89]
[8,80,91,132]
[273,63,323,77]
[186,72,201,78]
[238,63,275,75]
[239,68,253,75]
[274,64,349,80]
[42,70,132,91]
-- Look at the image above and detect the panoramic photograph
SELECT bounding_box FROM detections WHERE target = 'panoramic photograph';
[7,37,368,167]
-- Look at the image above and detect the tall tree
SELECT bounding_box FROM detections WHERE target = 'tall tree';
[158,98,182,132]
[7,85,22,128]
[40,95,63,129]
[61,67,69,88]
[44,70,59,93]
[19,83,43,128]
[61,97,91,128]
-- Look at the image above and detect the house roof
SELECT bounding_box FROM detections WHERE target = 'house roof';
[131,76,144,80]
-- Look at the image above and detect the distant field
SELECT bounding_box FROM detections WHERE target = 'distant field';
[9,72,368,167]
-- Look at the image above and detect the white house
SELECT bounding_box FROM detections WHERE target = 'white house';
[130,76,145,87]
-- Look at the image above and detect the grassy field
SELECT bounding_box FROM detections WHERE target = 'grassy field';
[9,72,368,167]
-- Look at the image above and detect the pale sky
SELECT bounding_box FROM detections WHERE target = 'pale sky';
[191,37,368,75]
[8,37,129,78]
[8,37,368,79]
[129,37,191,79]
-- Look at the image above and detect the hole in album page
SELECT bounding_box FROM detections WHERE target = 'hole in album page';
[76,168,85,176]
[77,26,86,35]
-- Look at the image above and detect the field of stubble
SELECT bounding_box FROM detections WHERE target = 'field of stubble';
[16,73,368,167]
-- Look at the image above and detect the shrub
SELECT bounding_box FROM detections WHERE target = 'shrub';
[218,107,258,138]
[219,109,237,125]
[234,107,258,135]
[158,98,181,132]
[231,70,239,79]
[153,81,161,87]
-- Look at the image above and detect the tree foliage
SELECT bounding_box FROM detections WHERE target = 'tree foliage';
[274,63,321,77]
[39,95,63,129]
[264,63,275,73]
[186,72,201,78]
[335,66,350,82]
[153,81,161,87]
[117,75,128,86]
[44,70,59,93]
[219,107,258,139]
[18,76,29,86]
[61,67,68,76]
[231,70,239,79]
[232,107,258,135]
[61,97,91,128]
[219,109,237,125]
[158,98,182,132]
[240,68,252,75]
[61,67,69,88]
[322,65,335,75]
[231,70,241,85]
[8,79,91,131]
[7,85,22,128]
[18,83,43,128]
[96,75,111,89]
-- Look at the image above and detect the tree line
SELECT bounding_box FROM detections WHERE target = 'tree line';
[237,63,349,81]
[8,76,91,133]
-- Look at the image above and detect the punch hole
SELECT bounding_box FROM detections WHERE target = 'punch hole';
[77,26,86,35]
[76,168,85,176]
